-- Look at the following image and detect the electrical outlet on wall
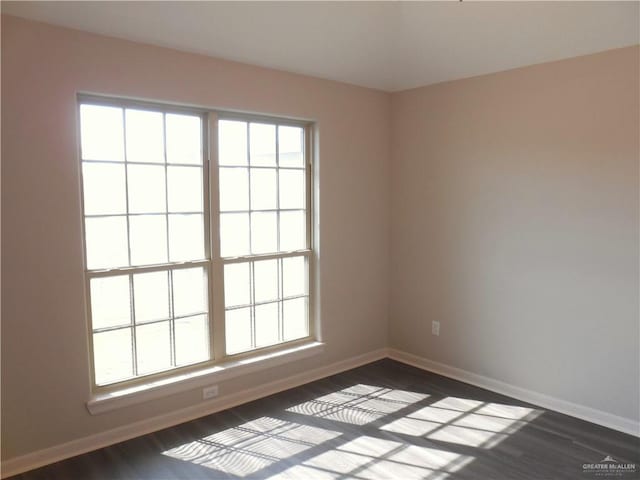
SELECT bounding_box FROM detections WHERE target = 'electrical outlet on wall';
[202,385,219,400]
[432,321,440,336]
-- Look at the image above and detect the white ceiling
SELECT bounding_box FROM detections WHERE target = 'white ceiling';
[3,1,638,91]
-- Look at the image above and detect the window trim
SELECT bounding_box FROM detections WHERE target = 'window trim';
[78,94,317,396]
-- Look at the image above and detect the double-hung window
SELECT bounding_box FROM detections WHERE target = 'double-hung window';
[79,97,313,388]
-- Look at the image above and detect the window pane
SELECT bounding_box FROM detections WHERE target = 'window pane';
[135,321,171,375]
[85,216,128,269]
[93,328,132,385]
[82,163,126,215]
[166,114,201,165]
[129,215,168,266]
[279,169,305,210]
[168,166,203,213]
[283,297,308,341]
[250,123,276,166]
[173,267,207,317]
[255,302,279,348]
[225,307,251,355]
[168,214,204,262]
[250,168,277,210]
[125,109,164,163]
[220,213,250,257]
[279,210,306,251]
[127,164,166,214]
[251,212,277,254]
[175,314,209,366]
[90,275,130,330]
[80,104,124,162]
[219,120,247,166]
[224,262,250,307]
[283,256,306,298]
[219,168,249,212]
[278,126,304,167]
[133,271,169,323]
[254,259,278,303]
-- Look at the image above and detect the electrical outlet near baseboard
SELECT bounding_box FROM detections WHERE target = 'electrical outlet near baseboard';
[202,385,219,400]
[432,321,440,336]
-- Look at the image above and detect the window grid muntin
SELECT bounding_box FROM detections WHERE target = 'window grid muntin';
[224,294,309,312]
[212,114,317,358]
[217,116,311,358]
[80,96,314,390]
[162,116,172,263]
[168,269,176,368]
[121,109,133,266]
[81,99,210,387]
[218,121,309,259]
[88,265,211,386]
[127,273,138,377]
[275,126,281,253]
[85,212,206,219]
[246,126,254,258]
[222,256,310,355]
[81,117,207,271]
[218,208,307,214]
[249,261,256,348]
[87,267,211,380]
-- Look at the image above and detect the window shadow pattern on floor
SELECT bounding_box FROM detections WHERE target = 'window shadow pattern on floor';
[163,383,542,479]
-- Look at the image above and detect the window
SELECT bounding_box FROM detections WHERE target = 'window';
[79,97,313,388]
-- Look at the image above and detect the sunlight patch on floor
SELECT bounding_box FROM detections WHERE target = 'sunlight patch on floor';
[163,416,341,477]
[270,435,474,480]
[381,396,542,449]
[163,387,542,478]
[286,384,429,425]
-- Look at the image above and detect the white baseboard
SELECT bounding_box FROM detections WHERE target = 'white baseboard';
[388,348,640,438]
[0,348,387,479]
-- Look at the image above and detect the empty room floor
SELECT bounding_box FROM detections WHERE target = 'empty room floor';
[8,360,639,480]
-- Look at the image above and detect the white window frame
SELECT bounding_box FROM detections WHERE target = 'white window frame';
[79,95,317,396]
[209,111,316,362]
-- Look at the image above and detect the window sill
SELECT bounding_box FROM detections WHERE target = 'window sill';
[87,341,325,415]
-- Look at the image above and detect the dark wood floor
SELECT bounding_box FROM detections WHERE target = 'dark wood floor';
[8,359,639,479]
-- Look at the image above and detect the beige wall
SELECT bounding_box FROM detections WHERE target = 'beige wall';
[390,46,639,421]
[0,15,390,459]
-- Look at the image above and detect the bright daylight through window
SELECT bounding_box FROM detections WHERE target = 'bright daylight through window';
[79,97,313,387]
